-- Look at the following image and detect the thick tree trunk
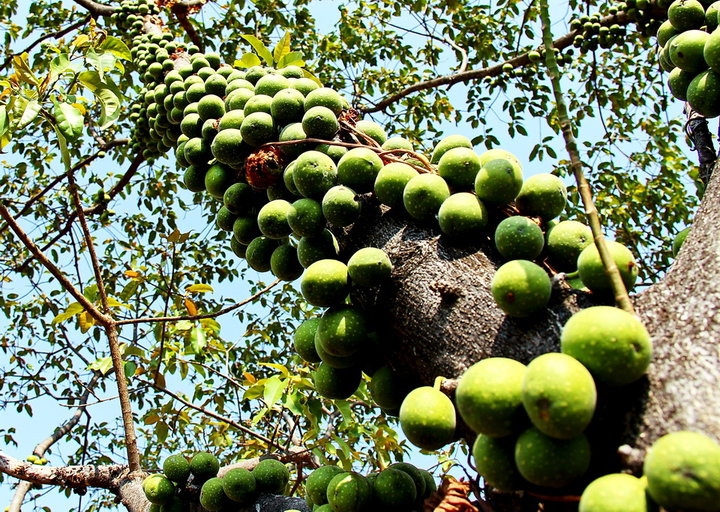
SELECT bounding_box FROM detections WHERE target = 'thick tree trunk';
[338,165,720,510]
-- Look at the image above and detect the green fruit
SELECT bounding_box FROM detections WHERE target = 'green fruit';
[241,111,276,147]
[491,259,552,317]
[707,1,720,31]
[374,162,419,208]
[456,357,528,437]
[399,386,456,450]
[279,65,304,78]
[316,142,348,162]
[382,136,414,151]
[211,129,247,167]
[245,65,269,84]
[669,29,709,72]
[522,352,596,439]
[494,216,544,261]
[347,247,393,287]
[707,27,720,74]
[313,362,362,399]
[189,452,220,482]
[225,88,254,111]
[644,431,720,511]
[223,182,255,215]
[197,94,225,121]
[369,365,407,410]
[142,474,175,505]
[668,0,706,30]
[430,134,473,164]
[252,458,290,494]
[180,112,203,138]
[292,77,321,96]
[657,20,680,48]
[337,147,383,193]
[403,173,451,221]
[231,236,247,258]
[217,110,245,131]
[257,199,293,239]
[387,462,426,499]
[243,94,273,115]
[233,216,261,245]
[474,158,523,204]
[514,427,591,488]
[372,469,417,509]
[515,173,567,220]
[579,473,653,512]
[270,243,303,281]
[183,165,207,192]
[438,147,481,190]
[304,87,345,116]
[315,333,361,368]
[478,148,522,168]
[245,236,278,272]
[687,69,720,117]
[183,137,211,166]
[300,258,349,306]
[472,435,523,491]
[254,73,290,97]
[278,124,310,161]
[317,305,368,357]
[355,119,387,145]
[561,306,652,385]
[672,226,691,256]
[419,470,436,498]
[293,317,321,363]
[297,229,340,268]
[271,88,305,126]
[215,205,238,231]
[546,220,592,272]
[199,477,229,512]
[293,150,338,199]
[321,185,360,227]
[327,472,370,512]
[306,465,344,506]
[288,198,325,237]
[204,74,227,97]
[302,105,339,140]
[577,240,638,294]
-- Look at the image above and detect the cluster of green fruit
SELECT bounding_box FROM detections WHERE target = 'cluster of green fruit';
[570,12,627,52]
[657,0,720,116]
[25,454,48,465]
[303,462,436,512]
[109,0,161,40]
[142,452,290,511]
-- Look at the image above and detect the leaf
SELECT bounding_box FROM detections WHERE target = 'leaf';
[88,356,113,375]
[106,296,132,309]
[259,362,290,378]
[0,105,9,139]
[52,302,84,324]
[273,32,291,64]
[234,52,261,68]
[50,54,72,77]
[186,283,213,293]
[12,53,38,86]
[71,34,90,48]
[52,123,71,171]
[97,36,131,61]
[15,99,40,130]
[190,326,206,353]
[263,375,288,408]
[174,320,194,331]
[283,391,303,416]
[302,68,323,86]
[241,35,274,66]
[94,87,120,129]
[277,52,305,69]
[85,49,116,74]
[53,101,84,140]
[78,311,95,333]
[123,361,136,378]
[184,298,198,316]
[78,70,103,91]
[144,413,160,425]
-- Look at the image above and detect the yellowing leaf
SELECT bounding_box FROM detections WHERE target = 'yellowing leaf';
[72,34,90,48]
[184,298,198,316]
[186,283,213,293]
[124,270,140,278]
[273,32,291,64]
[78,310,95,333]
[259,362,290,378]
[107,296,132,309]
[52,302,84,324]
[88,356,113,375]
[235,52,261,69]
[53,101,84,140]
[243,372,256,384]
[12,53,38,86]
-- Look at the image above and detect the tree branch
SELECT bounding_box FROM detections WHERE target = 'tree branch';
[73,0,116,17]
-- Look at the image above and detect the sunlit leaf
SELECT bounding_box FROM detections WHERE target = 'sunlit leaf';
[241,35,274,65]
[263,375,288,408]
[88,356,112,375]
[97,36,131,61]
[184,298,198,316]
[235,52,262,68]
[12,53,38,86]
[53,100,84,140]
[52,302,84,324]
[273,32,291,64]
[186,283,213,293]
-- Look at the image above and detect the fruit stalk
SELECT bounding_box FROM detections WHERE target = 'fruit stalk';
[538,0,634,314]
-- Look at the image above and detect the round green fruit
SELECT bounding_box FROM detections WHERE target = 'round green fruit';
[293,150,338,199]
[199,477,229,512]
[326,472,371,512]
[438,146,481,191]
[494,216,544,261]
[374,162,419,209]
[430,134,473,164]
[253,458,290,494]
[388,462,426,499]
[514,427,591,488]
[522,352,596,439]
[355,119,387,145]
[257,199,293,239]
[313,362,362,400]
[223,182,255,215]
[399,386,456,450]
[183,165,207,192]
[372,469,417,509]
[369,365,408,411]
[270,243,303,281]
[245,236,278,273]
[222,468,257,504]
[243,94,273,115]
[546,220,592,272]
[382,136,414,151]
[271,88,305,126]
[491,259,552,317]
[233,217,261,245]
[189,451,220,482]
[337,147,383,193]
[317,305,369,357]
[300,258,349,307]
[240,112,276,147]
[474,158,523,205]
[515,173,567,220]
[577,240,638,294]
[456,357,528,437]
[644,431,720,511]
[669,29,709,72]
[561,306,652,386]
[302,105,339,140]
[687,70,720,118]
[579,473,653,512]
[347,247,393,287]
[472,435,524,491]
[322,185,361,227]
[306,465,344,506]
[304,87,345,116]
[293,317,321,363]
[211,129,247,167]
[668,0,706,30]
[288,198,325,237]
[254,73,290,97]
[403,173,451,221]
[142,474,175,505]
[297,229,340,268]
[438,192,488,240]
[162,454,190,483]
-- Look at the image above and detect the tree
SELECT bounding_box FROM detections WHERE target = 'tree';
[0,0,717,511]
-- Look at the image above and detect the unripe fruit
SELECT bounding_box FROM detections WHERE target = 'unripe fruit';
[199,477,229,512]
[399,386,456,450]
[222,468,257,504]
[438,147,481,190]
[326,472,371,512]
[579,473,652,512]
[142,474,175,505]
[473,435,523,491]
[514,427,591,488]
[545,220,592,272]
[577,240,638,294]
[347,247,393,287]
[293,317,321,363]
[403,173,451,221]
[438,192,488,239]
[515,173,567,220]
[491,260,552,317]
[317,305,369,357]
[306,465,344,506]
[313,362,362,400]
[337,147,384,193]
[430,134,473,164]
[494,216,544,261]
[374,162,418,208]
[474,158,523,204]
[300,258,349,307]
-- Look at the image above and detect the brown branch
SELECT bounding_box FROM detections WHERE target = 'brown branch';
[116,278,281,326]
[170,1,205,51]
[8,373,101,512]
[73,0,116,17]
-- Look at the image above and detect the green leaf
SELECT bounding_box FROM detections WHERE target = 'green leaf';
[241,35,274,66]
[94,87,120,129]
[273,32,291,64]
[52,123,71,171]
[277,52,304,69]
[15,98,41,130]
[50,54,71,77]
[302,68,323,86]
[0,105,9,137]
[234,52,262,69]
[186,283,214,293]
[283,390,303,416]
[97,36,131,61]
[106,296,132,309]
[123,361,136,378]
[263,375,288,408]
[155,421,169,444]
[88,356,113,375]
[78,70,103,91]
[85,49,116,75]
[190,326,206,353]
[52,302,84,324]
[53,100,84,140]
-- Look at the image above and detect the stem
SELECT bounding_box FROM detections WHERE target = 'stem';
[538,1,634,314]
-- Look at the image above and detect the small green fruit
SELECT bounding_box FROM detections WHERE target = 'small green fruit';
[438,192,489,239]
[142,474,175,505]
[437,146,481,190]
[399,386,456,450]
[199,477,229,511]
[669,29,709,72]
[189,452,220,482]
[668,0,706,30]
[374,162,419,209]
[270,243,303,281]
[347,247,393,287]
[369,365,408,411]
[326,472,371,512]
[288,198,325,238]
[302,105,339,140]
[222,468,257,504]
[162,454,190,483]
[494,216,544,261]
[687,70,720,118]
[293,317,322,363]
[372,469,417,509]
[297,229,340,268]
[491,260,552,317]
[245,237,278,273]
[474,158,523,205]
[257,199,293,239]
[322,185,361,227]
[579,473,653,512]
[473,434,523,491]
[577,240,638,294]
[355,119,387,145]
[545,220,592,272]
[515,173,567,220]
[306,465,344,506]
[293,150,338,199]
[337,147,384,193]
[252,458,290,494]
[403,173,451,221]
[313,361,363,399]
[514,427,591,488]
[317,305,369,357]
[430,134,472,164]
[300,258,349,307]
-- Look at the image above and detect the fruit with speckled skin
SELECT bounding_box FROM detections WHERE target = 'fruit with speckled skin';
[388,462,426,500]
[200,477,229,511]
[546,220,592,271]
[162,454,190,483]
[143,474,176,505]
[668,0,706,31]
[302,105,338,140]
[577,240,638,294]
[322,185,360,227]
[240,111,276,147]
[300,259,349,307]
[579,473,653,512]
[293,150,338,199]
[399,386,456,450]
[190,452,220,482]
[297,229,340,268]
[514,427,591,488]
[317,306,368,357]
[494,216,544,261]
[474,158,523,205]
[245,236,278,272]
[347,247,393,287]
[515,173,567,220]
[355,119,387,145]
[687,70,720,118]
[669,30,709,72]
[438,192,488,239]
[473,434,524,491]
[270,243,303,281]
[522,352,596,439]
[288,198,325,237]
[456,357,528,437]
[223,468,257,504]
[491,260,552,317]
[644,431,720,511]
[372,469,417,509]
[313,362,362,399]
[438,147,481,190]
[293,317,321,363]
[369,365,408,411]
[430,134,473,164]
[326,472,371,512]
[257,199,293,239]
[252,459,289,494]
[403,174,451,221]
[306,465,345,506]
[337,147,384,193]
[374,162,418,208]
[561,306,652,386]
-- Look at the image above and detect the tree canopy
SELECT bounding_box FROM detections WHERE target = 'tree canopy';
[0,0,718,511]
